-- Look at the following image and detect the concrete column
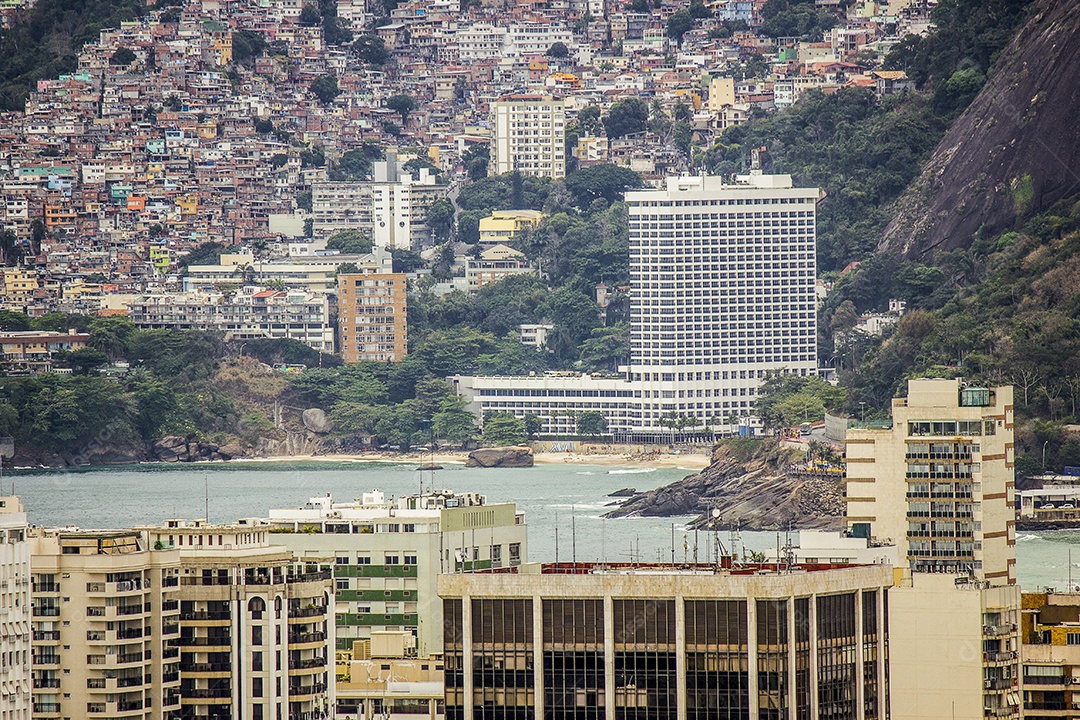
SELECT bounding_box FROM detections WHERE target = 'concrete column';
[675,596,686,720]
[787,598,798,715]
[809,594,819,720]
[855,591,865,719]
[747,597,759,718]
[462,595,473,718]
[877,588,887,720]
[533,595,544,720]
[604,595,615,720]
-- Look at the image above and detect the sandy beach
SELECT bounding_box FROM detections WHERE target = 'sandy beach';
[294,448,713,470]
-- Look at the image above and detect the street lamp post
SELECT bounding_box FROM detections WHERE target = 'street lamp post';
[1043,440,1050,472]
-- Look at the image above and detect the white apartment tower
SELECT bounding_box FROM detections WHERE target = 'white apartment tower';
[625,172,819,428]
[490,95,566,179]
[845,379,1021,720]
[0,497,30,720]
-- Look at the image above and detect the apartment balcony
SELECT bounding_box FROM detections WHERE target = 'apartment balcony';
[288,657,328,671]
[32,606,60,617]
[116,651,144,664]
[162,599,179,611]
[288,631,327,646]
[183,687,232,699]
[288,606,327,619]
[984,706,1016,718]
[116,627,143,640]
[288,569,332,584]
[180,610,231,621]
[287,682,327,699]
[33,655,60,665]
[33,677,60,689]
[177,635,232,648]
[32,583,60,593]
[33,630,60,641]
[983,677,1015,691]
[985,651,1017,663]
[181,661,232,675]
[33,703,61,715]
[984,624,1017,637]
[115,603,150,616]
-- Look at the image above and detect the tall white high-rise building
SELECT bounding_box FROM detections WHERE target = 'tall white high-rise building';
[625,172,819,430]
[451,172,820,438]
[0,497,30,720]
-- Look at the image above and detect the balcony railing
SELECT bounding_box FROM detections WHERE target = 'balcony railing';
[177,636,232,647]
[181,662,232,673]
[288,606,326,619]
[288,632,326,645]
[33,678,60,688]
[180,610,231,621]
[183,687,232,699]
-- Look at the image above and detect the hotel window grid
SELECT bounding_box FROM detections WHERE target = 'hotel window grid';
[757,599,789,720]
[444,598,465,720]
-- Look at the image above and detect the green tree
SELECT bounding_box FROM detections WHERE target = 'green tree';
[578,323,629,372]
[299,4,321,25]
[110,47,136,66]
[667,9,694,44]
[576,410,609,439]
[563,165,643,207]
[426,198,455,243]
[309,75,341,105]
[432,397,477,445]
[326,229,373,255]
[55,347,108,375]
[481,412,526,446]
[385,94,419,126]
[524,412,544,439]
[296,190,312,212]
[232,30,266,66]
[353,34,390,64]
[603,98,649,139]
[545,41,569,58]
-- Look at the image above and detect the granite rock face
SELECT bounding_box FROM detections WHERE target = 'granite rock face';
[605,442,843,531]
[466,446,535,468]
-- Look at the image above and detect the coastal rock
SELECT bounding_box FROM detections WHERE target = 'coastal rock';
[466,446,534,468]
[302,408,333,434]
[605,441,844,532]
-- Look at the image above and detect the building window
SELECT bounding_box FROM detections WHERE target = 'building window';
[252,626,263,646]
[252,677,263,698]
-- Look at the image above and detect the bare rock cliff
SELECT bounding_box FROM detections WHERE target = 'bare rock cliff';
[880,0,1080,259]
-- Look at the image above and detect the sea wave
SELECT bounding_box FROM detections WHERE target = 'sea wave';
[608,468,656,475]
[1016,534,1040,542]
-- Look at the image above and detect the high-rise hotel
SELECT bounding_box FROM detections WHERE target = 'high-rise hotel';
[451,172,819,438]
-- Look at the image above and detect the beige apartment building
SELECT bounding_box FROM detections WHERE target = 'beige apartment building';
[490,95,566,178]
[337,272,407,363]
[845,379,1021,720]
[0,497,31,720]
[143,520,335,720]
[29,529,183,720]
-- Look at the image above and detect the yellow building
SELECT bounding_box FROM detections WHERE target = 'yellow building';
[335,632,443,720]
[3,269,38,308]
[477,209,545,246]
[1021,592,1080,718]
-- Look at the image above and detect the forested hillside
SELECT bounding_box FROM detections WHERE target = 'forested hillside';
[0,0,153,110]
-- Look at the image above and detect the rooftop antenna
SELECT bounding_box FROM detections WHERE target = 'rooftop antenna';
[571,506,577,564]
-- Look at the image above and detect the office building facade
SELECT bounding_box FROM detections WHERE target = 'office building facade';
[439,562,892,720]
[1021,591,1080,719]
[451,172,819,439]
[144,520,335,720]
[844,379,1016,583]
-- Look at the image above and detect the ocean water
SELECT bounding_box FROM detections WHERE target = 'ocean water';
[4,459,1072,591]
